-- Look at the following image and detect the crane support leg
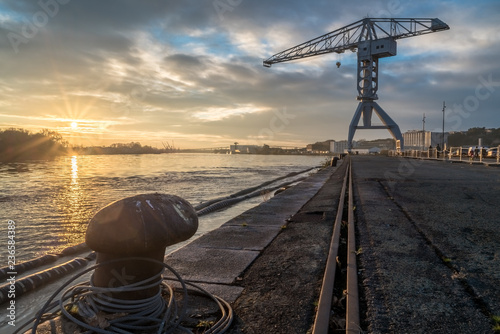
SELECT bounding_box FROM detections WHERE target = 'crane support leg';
[348,103,363,151]
[347,101,404,152]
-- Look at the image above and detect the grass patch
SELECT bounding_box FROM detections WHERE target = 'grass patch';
[492,315,500,332]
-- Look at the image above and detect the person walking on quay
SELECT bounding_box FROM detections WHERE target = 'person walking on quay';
[469,147,475,161]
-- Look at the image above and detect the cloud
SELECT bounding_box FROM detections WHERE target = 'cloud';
[0,0,499,148]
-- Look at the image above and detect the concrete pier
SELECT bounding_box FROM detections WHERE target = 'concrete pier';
[224,155,500,333]
[163,165,340,302]
[29,163,342,333]
[25,155,500,333]
[353,155,499,333]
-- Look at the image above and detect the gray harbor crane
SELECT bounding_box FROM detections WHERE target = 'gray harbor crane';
[263,18,450,152]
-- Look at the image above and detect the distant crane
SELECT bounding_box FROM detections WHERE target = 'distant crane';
[263,18,450,152]
[162,141,176,152]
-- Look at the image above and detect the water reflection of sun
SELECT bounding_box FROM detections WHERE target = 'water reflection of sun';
[53,155,92,252]
[71,155,78,183]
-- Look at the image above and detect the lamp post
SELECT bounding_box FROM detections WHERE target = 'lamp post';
[422,113,426,151]
[442,101,446,151]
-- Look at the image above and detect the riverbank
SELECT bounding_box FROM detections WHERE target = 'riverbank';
[16,155,500,333]
[26,160,344,333]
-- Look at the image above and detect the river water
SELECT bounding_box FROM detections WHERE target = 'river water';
[0,153,326,264]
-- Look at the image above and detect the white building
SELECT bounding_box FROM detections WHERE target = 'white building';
[333,140,352,154]
[403,130,449,150]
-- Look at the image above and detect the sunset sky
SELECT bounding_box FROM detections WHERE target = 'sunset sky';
[0,0,499,149]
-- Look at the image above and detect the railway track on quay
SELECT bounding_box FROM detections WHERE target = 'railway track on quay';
[313,154,500,333]
[312,157,361,334]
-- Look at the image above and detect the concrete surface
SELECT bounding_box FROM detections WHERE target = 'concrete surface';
[163,165,339,303]
[353,155,499,333]
[228,161,347,333]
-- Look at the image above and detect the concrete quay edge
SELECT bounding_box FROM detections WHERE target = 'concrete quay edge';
[162,163,341,303]
[402,155,500,167]
[28,162,341,334]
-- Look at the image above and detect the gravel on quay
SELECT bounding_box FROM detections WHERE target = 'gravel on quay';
[352,155,498,334]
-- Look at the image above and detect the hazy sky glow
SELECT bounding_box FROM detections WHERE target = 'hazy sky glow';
[0,0,499,148]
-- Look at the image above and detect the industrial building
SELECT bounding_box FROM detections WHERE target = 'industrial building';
[229,144,260,154]
[403,130,449,150]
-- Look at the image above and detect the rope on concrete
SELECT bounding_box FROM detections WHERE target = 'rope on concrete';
[194,166,316,211]
[196,176,308,216]
[14,257,233,334]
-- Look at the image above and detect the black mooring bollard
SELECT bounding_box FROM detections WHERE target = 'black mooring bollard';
[85,193,198,300]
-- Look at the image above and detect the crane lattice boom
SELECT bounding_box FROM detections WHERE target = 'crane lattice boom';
[263,17,450,152]
[263,18,449,67]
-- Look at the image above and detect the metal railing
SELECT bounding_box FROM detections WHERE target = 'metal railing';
[389,145,500,164]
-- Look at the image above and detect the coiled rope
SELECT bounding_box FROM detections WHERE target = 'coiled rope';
[15,258,233,334]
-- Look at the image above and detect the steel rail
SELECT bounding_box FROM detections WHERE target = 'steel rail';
[312,158,350,334]
[346,161,360,333]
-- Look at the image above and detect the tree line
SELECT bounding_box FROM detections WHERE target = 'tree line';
[72,142,173,156]
[0,128,67,162]
[0,128,173,162]
[448,127,500,147]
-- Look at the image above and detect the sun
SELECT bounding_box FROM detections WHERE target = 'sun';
[70,122,78,130]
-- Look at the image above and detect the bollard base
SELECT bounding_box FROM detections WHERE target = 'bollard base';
[92,251,164,300]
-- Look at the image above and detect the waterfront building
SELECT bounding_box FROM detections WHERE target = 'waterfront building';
[403,130,449,150]
[306,140,335,154]
[333,140,350,154]
[229,144,260,154]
